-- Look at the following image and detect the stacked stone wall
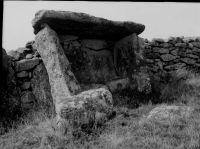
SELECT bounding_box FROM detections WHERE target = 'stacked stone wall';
[7,42,54,113]
[144,37,200,77]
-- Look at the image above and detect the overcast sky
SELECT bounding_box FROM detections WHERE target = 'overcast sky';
[2,1,200,51]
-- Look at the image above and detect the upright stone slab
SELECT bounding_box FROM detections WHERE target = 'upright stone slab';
[31,63,55,114]
[35,25,81,113]
[113,33,146,83]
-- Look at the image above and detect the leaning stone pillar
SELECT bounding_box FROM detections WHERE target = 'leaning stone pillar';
[35,25,113,135]
[35,25,81,114]
[113,33,147,89]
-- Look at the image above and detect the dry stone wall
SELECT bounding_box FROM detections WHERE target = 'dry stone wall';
[144,37,200,78]
[7,42,54,113]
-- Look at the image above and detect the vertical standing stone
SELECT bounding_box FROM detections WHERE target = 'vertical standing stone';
[113,33,145,80]
[35,25,81,114]
[31,63,55,115]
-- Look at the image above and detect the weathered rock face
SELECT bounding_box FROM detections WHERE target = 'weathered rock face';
[144,105,194,125]
[31,63,54,113]
[15,58,41,72]
[35,25,81,112]
[60,37,117,84]
[20,91,36,110]
[32,10,145,40]
[57,87,113,134]
[113,33,146,78]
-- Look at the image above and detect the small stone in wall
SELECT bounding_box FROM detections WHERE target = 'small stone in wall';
[194,63,200,67]
[26,54,33,59]
[158,48,169,54]
[188,43,193,48]
[175,43,187,48]
[191,42,200,48]
[170,49,179,56]
[20,81,31,90]
[16,71,29,78]
[161,54,176,62]
[29,72,32,78]
[15,58,41,72]
[195,37,200,42]
[145,58,154,63]
[186,49,192,54]
[164,63,186,71]
[162,43,172,48]
[152,38,165,43]
[181,58,196,65]
[193,47,200,53]
[175,37,184,43]
[7,50,24,61]
[167,37,176,42]
[21,91,36,110]
[187,54,199,59]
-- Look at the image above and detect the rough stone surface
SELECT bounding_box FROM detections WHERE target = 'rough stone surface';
[35,25,81,113]
[7,50,23,61]
[32,10,145,40]
[145,105,194,125]
[161,54,176,62]
[191,42,200,48]
[164,63,186,71]
[15,58,41,72]
[81,39,108,50]
[113,33,145,78]
[57,87,113,133]
[20,91,36,109]
[16,71,29,78]
[181,58,196,65]
[158,48,169,54]
[61,38,117,84]
[144,37,200,82]
[75,47,117,84]
[31,63,54,113]
[152,38,165,43]
[20,81,31,90]
[59,35,78,42]
[26,54,33,59]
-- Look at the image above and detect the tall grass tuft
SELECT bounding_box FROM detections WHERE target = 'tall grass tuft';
[160,68,200,105]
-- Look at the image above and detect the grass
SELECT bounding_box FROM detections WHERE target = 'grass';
[0,68,200,149]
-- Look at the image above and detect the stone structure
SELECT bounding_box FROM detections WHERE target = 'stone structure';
[3,10,200,135]
[32,10,146,134]
[144,37,200,77]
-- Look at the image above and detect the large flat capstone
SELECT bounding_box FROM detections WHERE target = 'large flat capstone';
[32,10,145,40]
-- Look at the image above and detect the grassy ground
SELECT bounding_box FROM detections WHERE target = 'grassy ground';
[1,68,200,149]
[0,102,199,149]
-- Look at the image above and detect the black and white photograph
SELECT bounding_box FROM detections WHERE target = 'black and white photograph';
[1,1,200,148]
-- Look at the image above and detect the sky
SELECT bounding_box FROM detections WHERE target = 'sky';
[2,1,200,51]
